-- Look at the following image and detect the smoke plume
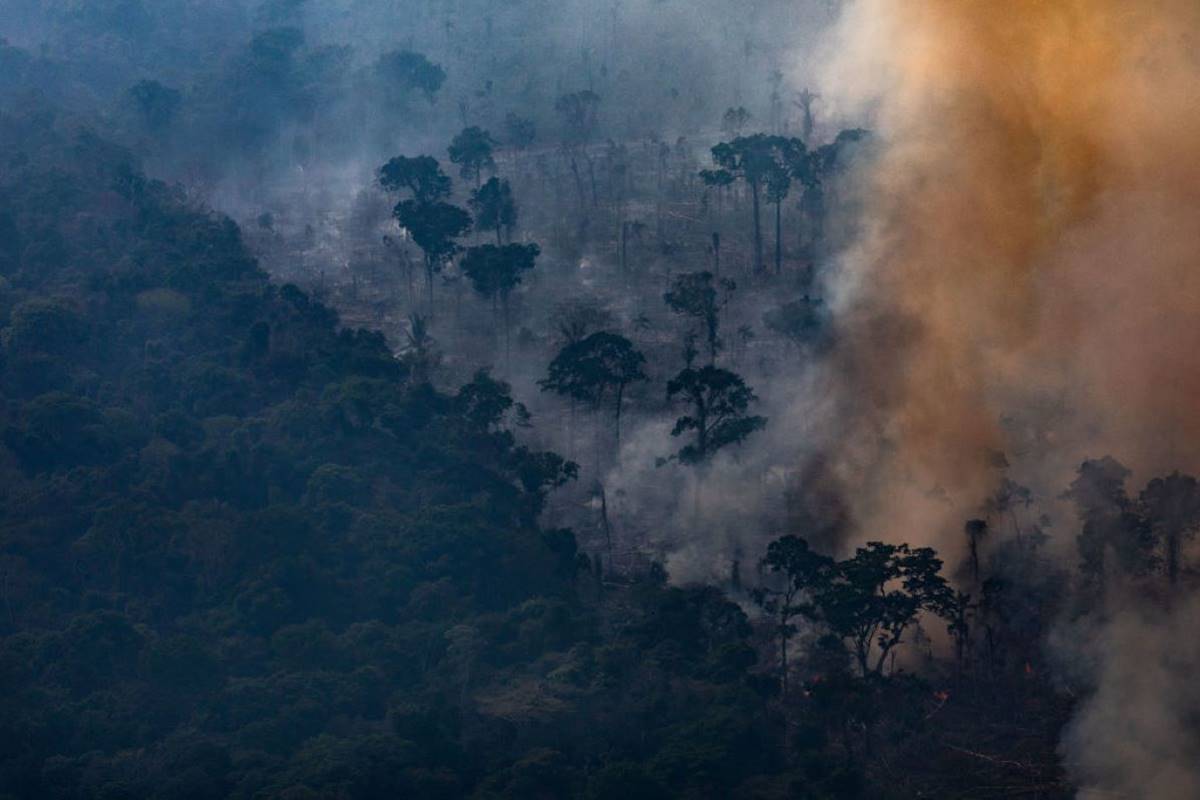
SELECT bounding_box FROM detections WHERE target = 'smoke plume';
[815,1,1200,795]
[814,0,1200,549]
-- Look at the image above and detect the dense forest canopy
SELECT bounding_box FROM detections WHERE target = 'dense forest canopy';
[3,1,1200,799]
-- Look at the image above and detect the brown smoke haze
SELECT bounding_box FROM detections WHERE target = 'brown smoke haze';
[815,2,1200,796]
[815,0,1200,553]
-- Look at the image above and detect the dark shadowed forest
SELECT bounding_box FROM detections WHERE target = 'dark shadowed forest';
[2,2,1200,799]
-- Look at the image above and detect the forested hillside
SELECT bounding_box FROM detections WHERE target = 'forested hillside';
[4,2,1200,799]
[0,114,807,799]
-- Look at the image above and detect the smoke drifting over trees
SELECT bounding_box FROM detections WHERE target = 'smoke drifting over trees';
[1,0,1198,797]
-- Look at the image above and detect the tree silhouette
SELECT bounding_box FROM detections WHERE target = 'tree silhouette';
[704,135,782,274]
[1067,457,1156,590]
[1139,472,1200,587]
[759,537,953,678]
[721,106,751,138]
[555,90,601,207]
[964,518,988,584]
[665,365,765,465]
[664,270,735,365]
[469,177,517,244]
[393,199,472,310]
[460,243,539,359]
[449,126,497,188]
[540,332,647,447]
[379,155,452,203]
[754,535,835,697]
[766,137,804,274]
[375,49,445,103]
[379,155,470,310]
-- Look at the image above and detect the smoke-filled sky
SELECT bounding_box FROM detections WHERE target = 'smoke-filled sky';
[810,0,1200,556]
[813,3,1200,796]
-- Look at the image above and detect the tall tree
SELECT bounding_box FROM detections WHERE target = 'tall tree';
[555,90,602,208]
[759,536,954,678]
[665,365,765,465]
[379,156,470,310]
[449,126,497,188]
[1067,457,1157,590]
[664,270,735,365]
[379,155,452,203]
[374,49,445,103]
[753,535,835,697]
[393,200,472,310]
[721,106,751,138]
[469,177,517,244]
[766,137,804,274]
[503,112,536,175]
[540,332,647,447]
[964,518,989,584]
[704,134,780,274]
[1139,472,1200,587]
[460,243,539,358]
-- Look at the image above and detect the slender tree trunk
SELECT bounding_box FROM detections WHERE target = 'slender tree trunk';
[779,614,790,699]
[425,255,435,315]
[750,182,763,274]
[614,383,624,450]
[586,154,598,207]
[502,295,511,373]
[774,199,783,274]
[569,155,586,210]
[1168,529,1181,587]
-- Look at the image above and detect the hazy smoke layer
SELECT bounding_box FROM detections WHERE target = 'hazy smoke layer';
[1054,590,1200,800]
[816,1,1200,795]
[816,0,1200,548]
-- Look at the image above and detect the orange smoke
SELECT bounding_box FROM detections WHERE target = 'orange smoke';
[818,0,1200,549]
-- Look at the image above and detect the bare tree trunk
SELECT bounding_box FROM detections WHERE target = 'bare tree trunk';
[425,256,435,316]
[1168,529,1181,587]
[750,183,763,274]
[614,383,624,450]
[774,199,783,274]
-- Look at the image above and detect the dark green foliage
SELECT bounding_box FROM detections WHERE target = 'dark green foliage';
[448,126,497,187]
[1067,457,1157,583]
[757,536,954,678]
[0,122,692,799]
[393,200,472,264]
[378,155,452,203]
[503,113,537,151]
[471,177,518,244]
[374,49,446,103]
[704,134,783,273]
[665,365,765,464]
[541,332,648,444]
[1139,472,1200,586]
[663,270,735,365]
[392,199,472,303]
[460,243,539,307]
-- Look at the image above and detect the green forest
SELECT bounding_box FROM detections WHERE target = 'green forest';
[3,2,1200,798]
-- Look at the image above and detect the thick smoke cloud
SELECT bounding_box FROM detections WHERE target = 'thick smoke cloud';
[814,1,1200,795]
[813,0,1200,550]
